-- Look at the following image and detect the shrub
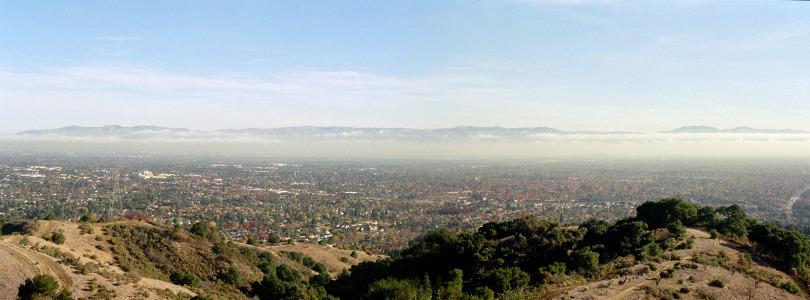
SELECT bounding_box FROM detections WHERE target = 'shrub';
[222,266,243,286]
[18,274,59,300]
[659,268,675,279]
[302,256,317,268]
[313,262,327,273]
[709,229,719,239]
[779,281,801,295]
[50,232,66,244]
[616,267,634,276]
[169,270,200,288]
[54,289,74,300]
[708,278,724,288]
[79,223,94,234]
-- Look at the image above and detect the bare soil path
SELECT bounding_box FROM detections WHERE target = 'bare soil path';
[0,240,73,289]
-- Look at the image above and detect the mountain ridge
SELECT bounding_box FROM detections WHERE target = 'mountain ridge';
[16,125,806,142]
[663,125,807,134]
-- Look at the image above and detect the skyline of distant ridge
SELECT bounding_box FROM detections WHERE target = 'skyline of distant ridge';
[11,125,808,142]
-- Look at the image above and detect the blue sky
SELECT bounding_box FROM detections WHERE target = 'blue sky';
[2,0,809,134]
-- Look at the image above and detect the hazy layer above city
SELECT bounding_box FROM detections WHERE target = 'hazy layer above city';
[3,135,809,159]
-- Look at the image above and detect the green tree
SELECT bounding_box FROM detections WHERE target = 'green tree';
[169,270,200,287]
[54,289,74,300]
[18,274,59,300]
[276,264,300,282]
[222,266,243,286]
[569,247,600,276]
[485,267,530,293]
[367,278,431,300]
[311,271,332,286]
[437,269,464,300]
[189,222,219,242]
[667,220,686,240]
[267,233,281,244]
[79,214,93,223]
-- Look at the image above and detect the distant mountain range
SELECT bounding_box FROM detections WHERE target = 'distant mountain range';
[14,125,807,141]
[662,126,807,134]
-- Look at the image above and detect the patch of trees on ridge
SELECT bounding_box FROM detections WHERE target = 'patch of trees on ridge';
[325,198,810,299]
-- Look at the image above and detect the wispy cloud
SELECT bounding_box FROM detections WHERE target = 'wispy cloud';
[0,65,524,130]
[102,36,141,42]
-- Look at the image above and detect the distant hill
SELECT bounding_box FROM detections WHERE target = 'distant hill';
[15,125,807,143]
[16,125,637,142]
[664,126,806,134]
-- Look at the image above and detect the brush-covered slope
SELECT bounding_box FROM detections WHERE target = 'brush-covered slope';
[3,198,810,299]
[0,219,378,299]
[329,198,810,300]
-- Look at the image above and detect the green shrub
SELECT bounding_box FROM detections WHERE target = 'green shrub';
[79,223,94,234]
[708,278,724,288]
[169,270,200,287]
[221,266,243,286]
[50,232,66,244]
[18,274,59,300]
[779,281,801,295]
[659,268,675,279]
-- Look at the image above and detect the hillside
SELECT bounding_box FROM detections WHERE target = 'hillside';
[2,198,810,299]
[0,220,380,299]
[556,228,801,300]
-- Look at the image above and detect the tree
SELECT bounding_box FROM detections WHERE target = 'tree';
[169,270,200,287]
[635,198,698,228]
[54,289,74,300]
[267,233,281,244]
[367,278,431,300]
[222,266,243,286]
[276,264,300,282]
[79,214,93,223]
[485,267,530,293]
[18,274,59,300]
[667,220,686,240]
[569,247,600,276]
[310,271,332,286]
[437,269,464,300]
[189,222,219,242]
[715,205,749,239]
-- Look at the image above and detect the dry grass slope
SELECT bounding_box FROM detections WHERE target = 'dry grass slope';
[554,229,805,300]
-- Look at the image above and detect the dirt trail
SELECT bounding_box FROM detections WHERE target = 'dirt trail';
[0,240,73,289]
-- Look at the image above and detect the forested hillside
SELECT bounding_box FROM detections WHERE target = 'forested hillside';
[326,198,810,299]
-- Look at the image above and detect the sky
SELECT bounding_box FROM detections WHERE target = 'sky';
[2,0,810,135]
